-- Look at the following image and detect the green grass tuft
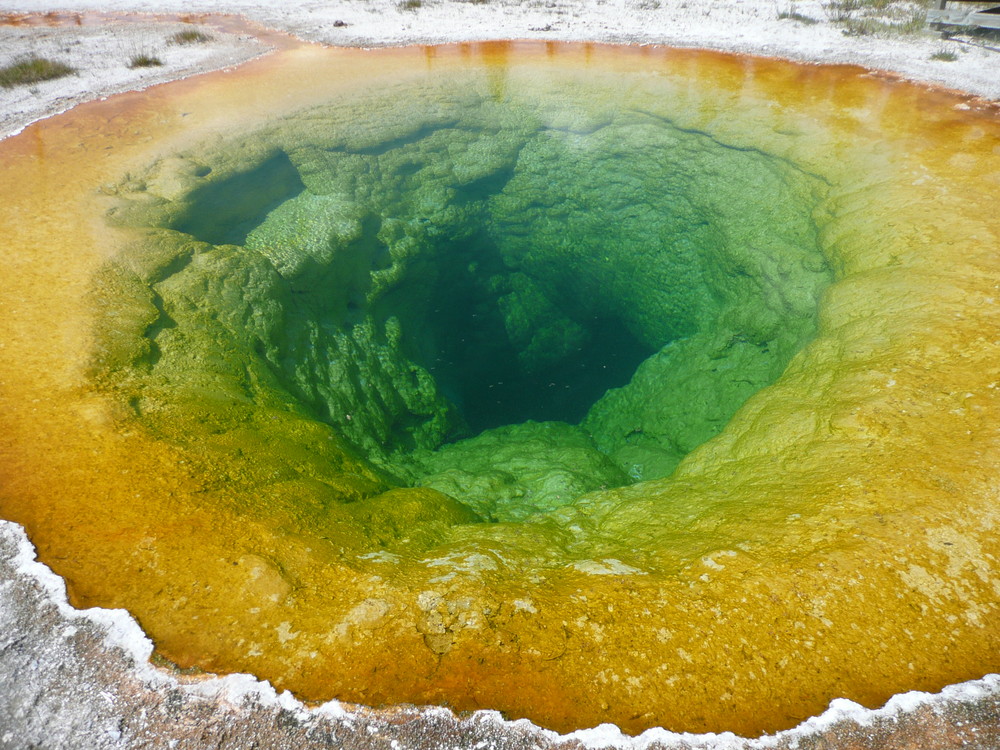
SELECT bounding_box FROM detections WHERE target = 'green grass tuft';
[398,0,422,9]
[129,54,163,69]
[777,9,820,23]
[168,29,213,45]
[0,56,74,88]
[823,0,928,37]
[930,48,959,61]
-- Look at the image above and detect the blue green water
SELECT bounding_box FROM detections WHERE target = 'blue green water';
[98,77,831,521]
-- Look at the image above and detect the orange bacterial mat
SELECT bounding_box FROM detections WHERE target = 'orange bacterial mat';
[1,39,999,736]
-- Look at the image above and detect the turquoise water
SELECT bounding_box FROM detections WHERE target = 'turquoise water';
[102,77,832,520]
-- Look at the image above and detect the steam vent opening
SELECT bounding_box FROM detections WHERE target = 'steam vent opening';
[5,42,1000,740]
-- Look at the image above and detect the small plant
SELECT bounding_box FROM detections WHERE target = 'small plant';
[930,48,959,61]
[823,0,863,22]
[840,9,926,36]
[397,0,422,9]
[129,53,163,69]
[0,56,74,88]
[168,29,213,45]
[777,9,820,23]
[822,0,928,38]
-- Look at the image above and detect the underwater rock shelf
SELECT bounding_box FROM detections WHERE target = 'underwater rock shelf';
[101,78,830,521]
[0,41,998,737]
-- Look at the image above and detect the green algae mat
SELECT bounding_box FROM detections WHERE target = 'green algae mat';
[1,41,999,736]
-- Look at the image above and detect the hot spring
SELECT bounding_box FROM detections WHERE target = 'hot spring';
[1,41,998,737]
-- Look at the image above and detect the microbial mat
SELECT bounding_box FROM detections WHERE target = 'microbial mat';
[0,40,998,737]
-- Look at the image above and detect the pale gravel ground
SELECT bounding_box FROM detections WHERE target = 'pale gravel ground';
[0,0,998,140]
[0,20,266,137]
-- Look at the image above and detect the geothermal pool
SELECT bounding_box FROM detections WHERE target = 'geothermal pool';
[0,40,998,737]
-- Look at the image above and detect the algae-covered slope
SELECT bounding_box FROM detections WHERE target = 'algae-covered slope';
[0,42,998,737]
[99,73,831,521]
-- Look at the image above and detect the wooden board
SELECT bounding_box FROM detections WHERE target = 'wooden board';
[928,5,1000,27]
